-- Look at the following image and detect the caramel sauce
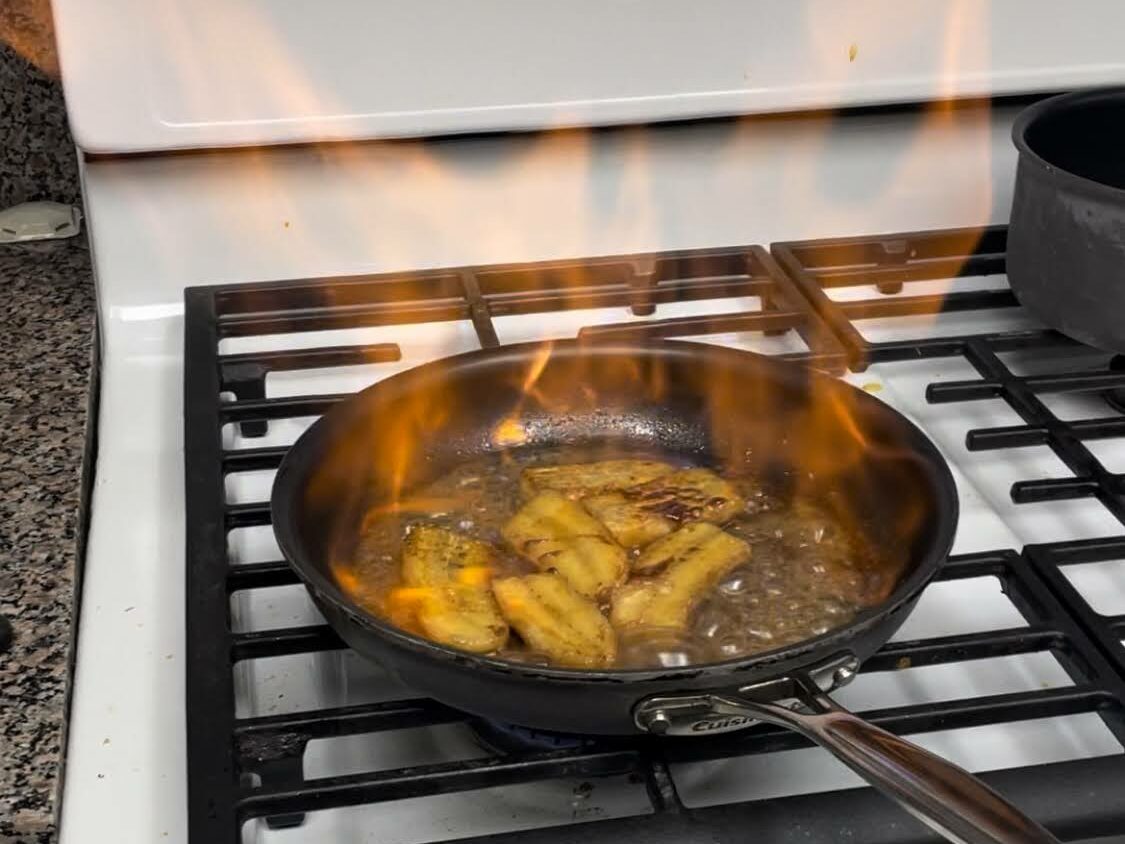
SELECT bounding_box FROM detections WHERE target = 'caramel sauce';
[342,445,898,669]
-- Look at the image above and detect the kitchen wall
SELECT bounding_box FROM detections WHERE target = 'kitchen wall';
[0,0,80,209]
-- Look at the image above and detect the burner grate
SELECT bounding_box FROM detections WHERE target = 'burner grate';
[772,226,1052,371]
[927,342,1125,520]
[776,226,1125,715]
[211,245,845,440]
[186,228,1125,844]
[1025,539,1125,681]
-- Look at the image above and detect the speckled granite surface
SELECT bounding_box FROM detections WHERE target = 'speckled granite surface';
[0,1,81,209]
[0,236,95,844]
[0,2,96,841]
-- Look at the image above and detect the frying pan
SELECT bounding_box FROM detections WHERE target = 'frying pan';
[271,340,1057,844]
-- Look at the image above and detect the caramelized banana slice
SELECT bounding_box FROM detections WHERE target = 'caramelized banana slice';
[611,524,750,630]
[520,459,672,500]
[632,520,729,574]
[493,573,617,668]
[582,492,673,548]
[502,491,627,598]
[402,524,495,588]
[581,468,742,548]
[628,468,744,525]
[407,585,509,653]
[396,525,508,653]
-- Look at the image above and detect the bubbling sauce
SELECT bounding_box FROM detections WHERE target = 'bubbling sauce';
[342,445,900,670]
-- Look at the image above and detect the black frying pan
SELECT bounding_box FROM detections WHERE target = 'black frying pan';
[271,340,1056,844]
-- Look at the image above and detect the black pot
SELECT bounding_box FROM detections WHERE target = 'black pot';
[1009,88,1125,353]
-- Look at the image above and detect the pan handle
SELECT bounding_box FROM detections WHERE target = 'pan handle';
[636,678,1059,844]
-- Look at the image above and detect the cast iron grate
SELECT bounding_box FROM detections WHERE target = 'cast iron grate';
[186,232,1125,844]
[772,226,1025,372]
[774,226,1125,690]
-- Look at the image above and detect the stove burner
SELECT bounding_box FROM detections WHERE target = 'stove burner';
[1105,355,1125,414]
[468,718,600,756]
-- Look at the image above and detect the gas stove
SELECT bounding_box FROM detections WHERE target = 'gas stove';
[170,223,1125,844]
[60,99,1125,844]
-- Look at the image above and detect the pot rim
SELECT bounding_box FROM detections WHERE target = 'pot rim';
[1012,87,1125,201]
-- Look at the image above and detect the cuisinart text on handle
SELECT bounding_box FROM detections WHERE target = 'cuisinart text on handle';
[689,714,757,733]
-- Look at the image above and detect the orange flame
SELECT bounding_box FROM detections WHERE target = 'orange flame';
[151,2,992,638]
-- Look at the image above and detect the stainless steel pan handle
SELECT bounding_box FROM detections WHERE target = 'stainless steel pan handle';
[635,669,1058,844]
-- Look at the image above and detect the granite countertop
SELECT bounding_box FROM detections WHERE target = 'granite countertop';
[0,234,95,844]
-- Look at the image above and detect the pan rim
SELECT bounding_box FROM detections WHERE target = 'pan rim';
[270,339,959,683]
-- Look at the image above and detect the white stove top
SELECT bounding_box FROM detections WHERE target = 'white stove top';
[63,102,1125,843]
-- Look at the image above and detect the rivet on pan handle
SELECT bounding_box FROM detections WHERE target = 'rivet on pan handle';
[633,654,1059,844]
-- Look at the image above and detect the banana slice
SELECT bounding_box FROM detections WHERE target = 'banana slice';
[390,584,509,653]
[502,491,627,598]
[581,467,743,548]
[395,525,508,653]
[520,459,672,500]
[632,520,733,574]
[402,524,496,588]
[582,492,673,548]
[611,523,750,631]
[627,467,744,525]
[493,573,617,668]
